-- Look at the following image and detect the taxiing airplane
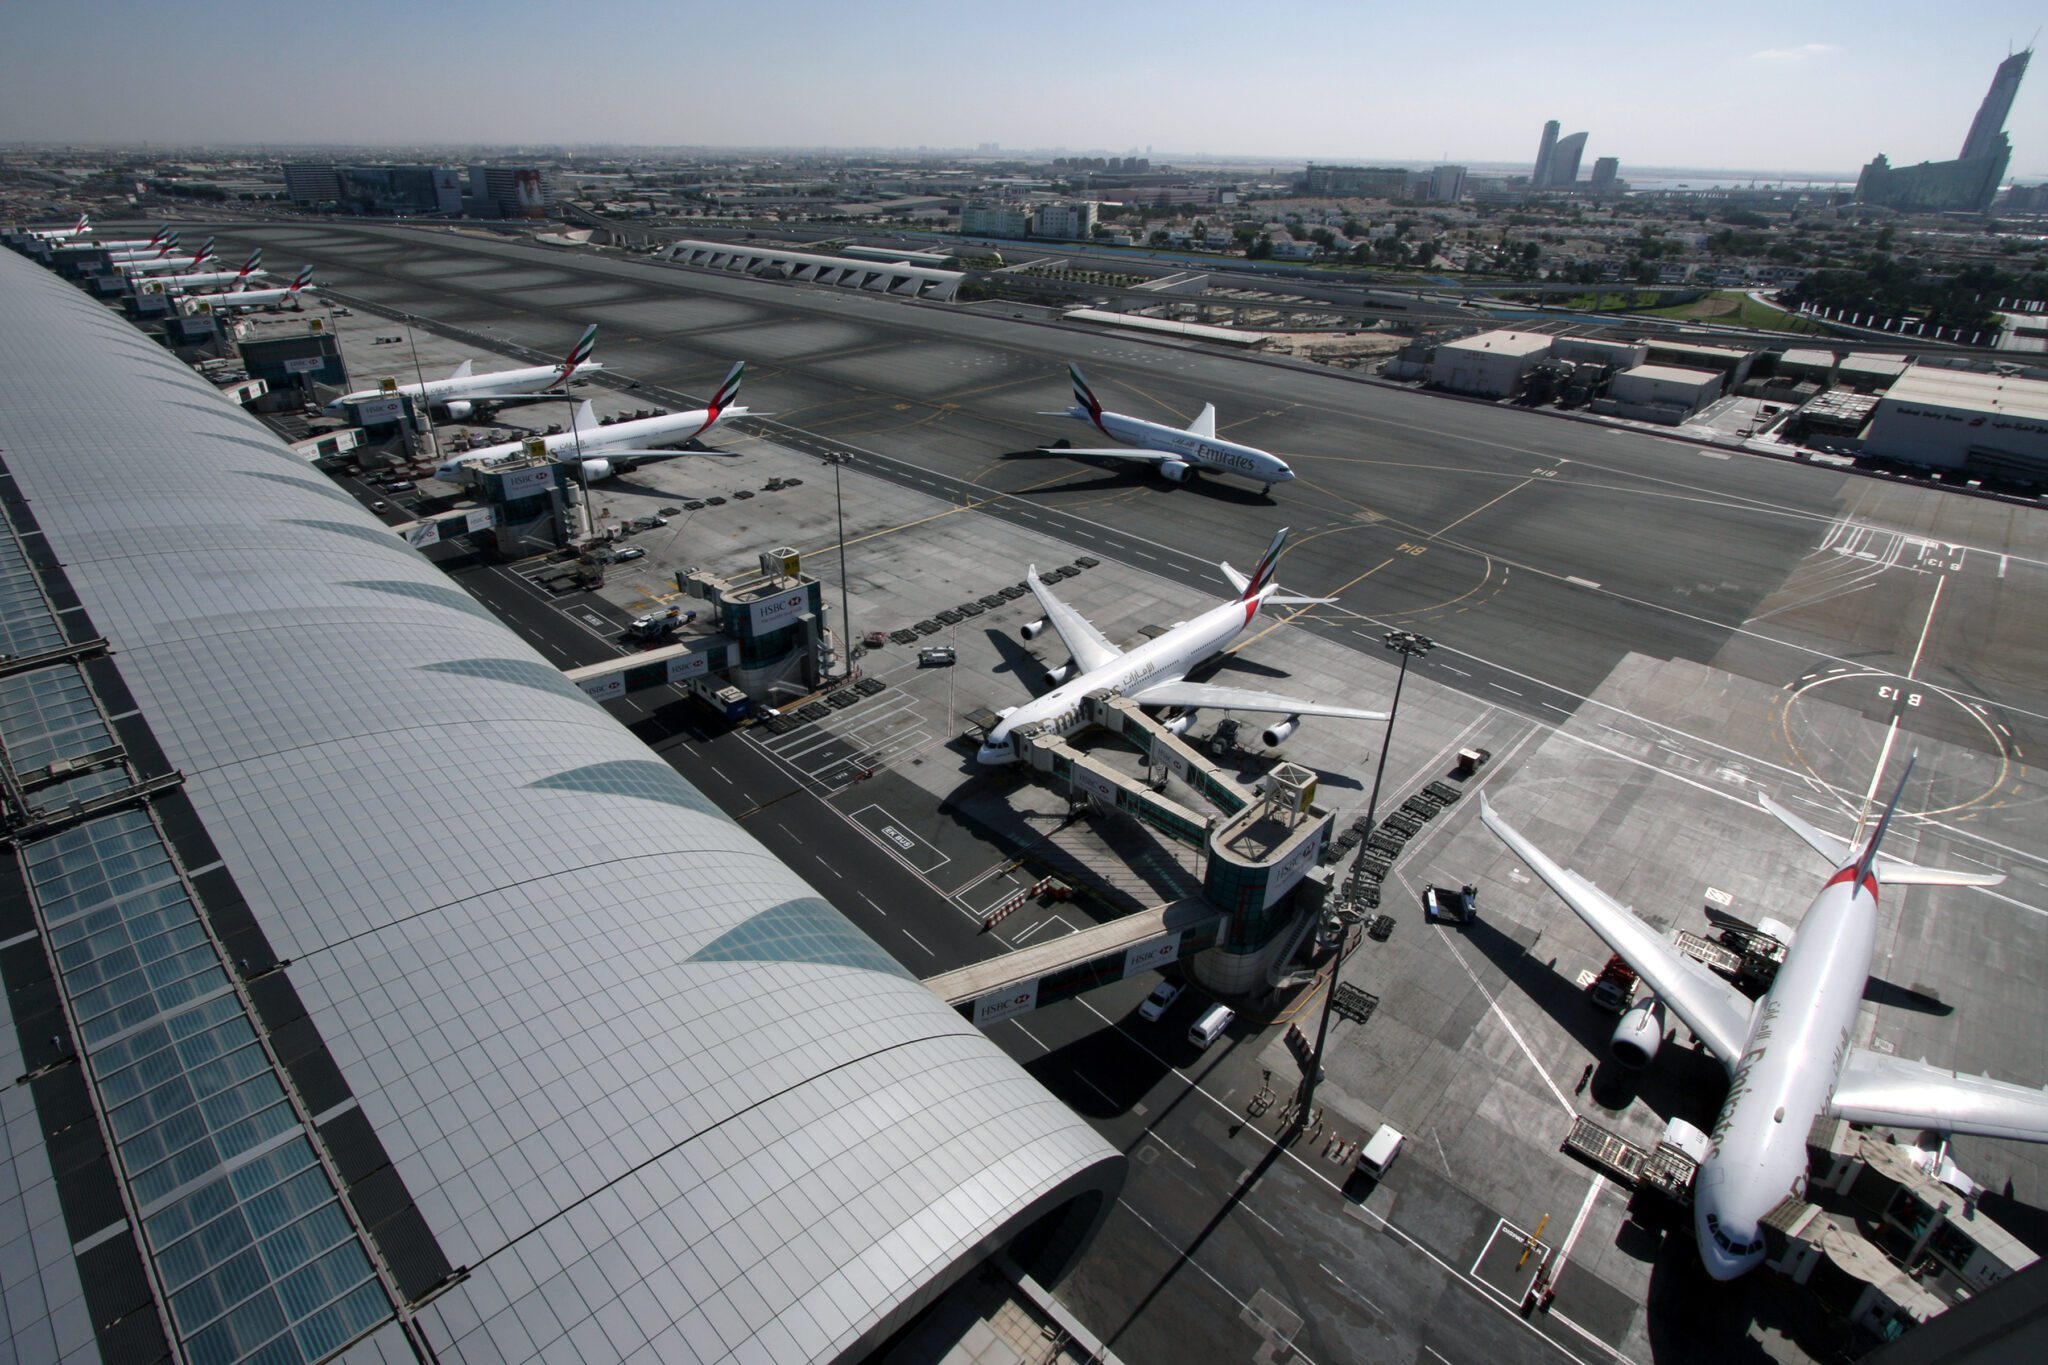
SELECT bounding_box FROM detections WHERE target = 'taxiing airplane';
[55,224,172,254]
[1023,364,1296,494]
[327,323,603,422]
[121,238,218,275]
[138,250,266,296]
[976,526,1384,763]
[25,214,90,241]
[432,361,748,483]
[183,267,316,314]
[1480,756,2046,1281]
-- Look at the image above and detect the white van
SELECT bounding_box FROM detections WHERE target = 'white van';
[1187,1003,1235,1050]
[1355,1123,1405,1179]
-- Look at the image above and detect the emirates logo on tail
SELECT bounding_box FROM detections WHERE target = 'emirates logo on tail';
[555,323,598,383]
[1241,527,1289,623]
[708,361,745,416]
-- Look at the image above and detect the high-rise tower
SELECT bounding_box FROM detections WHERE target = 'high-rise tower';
[1960,47,2030,162]
[1532,120,1559,187]
[1548,132,1589,188]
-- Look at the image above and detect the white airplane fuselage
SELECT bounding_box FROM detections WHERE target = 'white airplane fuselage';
[146,268,262,293]
[1691,866,1874,1278]
[432,404,743,482]
[977,592,1259,763]
[189,285,312,313]
[1063,407,1295,488]
[57,237,158,253]
[119,254,206,273]
[327,361,601,416]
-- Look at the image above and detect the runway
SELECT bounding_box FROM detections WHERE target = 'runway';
[208,221,2048,780]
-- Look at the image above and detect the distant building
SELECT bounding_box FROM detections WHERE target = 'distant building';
[2000,182,2048,213]
[1590,157,1620,190]
[1856,48,2027,213]
[1030,200,1099,240]
[468,165,554,219]
[1427,330,1553,397]
[1962,48,2031,161]
[1532,120,1560,187]
[1303,164,1410,198]
[1428,165,1467,202]
[281,163,342,204]
[282,163,465,215]
[1863,366,2048,480]
[1547,132,1588,188]
[959,202,1031,238]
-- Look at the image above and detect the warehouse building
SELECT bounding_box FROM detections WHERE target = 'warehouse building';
[1862,367,2048,481]
[1425,330,1553,398]
[1595,363,1724,424]
[0,249,1120,1365]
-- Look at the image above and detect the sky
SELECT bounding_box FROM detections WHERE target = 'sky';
[3,0,2046,177]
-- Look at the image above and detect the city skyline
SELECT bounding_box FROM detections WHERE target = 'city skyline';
[1,0,2045,175]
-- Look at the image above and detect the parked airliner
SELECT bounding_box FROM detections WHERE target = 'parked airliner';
[139,249,264,295]
[55,224,172,254]
[1024,364,1295,494]
[1481,756,2047,1280]
[327,324,602,422]
[184,267,316,314]
[976,526,1383,763]
[25,214,89,241]
[432,362,748,483]
[121,237,215,274]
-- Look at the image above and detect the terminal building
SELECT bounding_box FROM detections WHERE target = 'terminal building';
[0,244,1120,1364]
[1861,366,2048,481]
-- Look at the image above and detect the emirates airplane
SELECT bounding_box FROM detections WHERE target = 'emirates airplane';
[25,213,90,241]
[121,237,215,274]
[55,224,172,254]
[976,526,1384,763]
[139,249,265,295]
[328,324,602,422]
[1025,364,1296,495]
[432,361,748,483]
[184,267,316,314]
[1481,755,2048,1279]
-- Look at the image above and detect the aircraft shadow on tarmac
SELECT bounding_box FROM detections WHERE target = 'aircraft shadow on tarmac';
[1861,976,1954,1016]
[997,452,1277,504]
[1456,915,1725,1126]
[982,626,1052,689]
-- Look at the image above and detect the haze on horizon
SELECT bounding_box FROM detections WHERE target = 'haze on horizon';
[3,0,2045,177]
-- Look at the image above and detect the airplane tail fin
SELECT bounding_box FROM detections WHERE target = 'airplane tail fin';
[554,323,598,384]
[707,361,744,416]
[571,398,596,431]
[74,214,88,233]
[1761,759,2006,889]
[1069,363,1106,428]
[288,266,314,293]
[1238,526,1289,604]
[149,224,170,245]
[237,248,261,278]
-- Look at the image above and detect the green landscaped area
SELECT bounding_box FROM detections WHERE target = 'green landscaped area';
[1601,289,1828,334]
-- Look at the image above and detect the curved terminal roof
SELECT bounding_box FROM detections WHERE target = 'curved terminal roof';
[0,247,1119,1363]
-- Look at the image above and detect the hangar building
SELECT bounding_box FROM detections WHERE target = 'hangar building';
[1861,367,2048,481]
[0,249,1120,1365]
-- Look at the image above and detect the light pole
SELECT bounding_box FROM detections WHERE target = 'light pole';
[1296,629,1433,1128]
[825,451,854,681]
[404,314,432,463]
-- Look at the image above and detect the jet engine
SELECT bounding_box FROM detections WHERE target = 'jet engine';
[1163,714,1192,737]
[1021,619,1047,641]
[1261,715,1301,748]
[1158,460,1192,484]
[578,459,615,483]
[1610,996,1666,1069]
[443,400,474,422]
[1044,662,1073,687]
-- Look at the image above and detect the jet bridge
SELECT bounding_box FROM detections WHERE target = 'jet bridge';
[999,689,1334,996]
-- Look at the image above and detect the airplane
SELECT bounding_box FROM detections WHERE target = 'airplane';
[54,224,172,254]
[1022,364,1296,495]
[182,266,316,314]
[121,238,219,275]
[1479,755,2048,1281]
[137,250,267,296]
[327,323,603,423]
[25,213,90,241]
[431,360,748,483]
[975,526,1385,764]
[106,238,189,267]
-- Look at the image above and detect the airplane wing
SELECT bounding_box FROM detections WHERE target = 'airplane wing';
[1025,567,1122,673]
[1759,793,2006,887]
[1829,1049,2048,1143]
[1186,404,1217,439]
[1131,680,1386,722]
[1480,795,1753,1073]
